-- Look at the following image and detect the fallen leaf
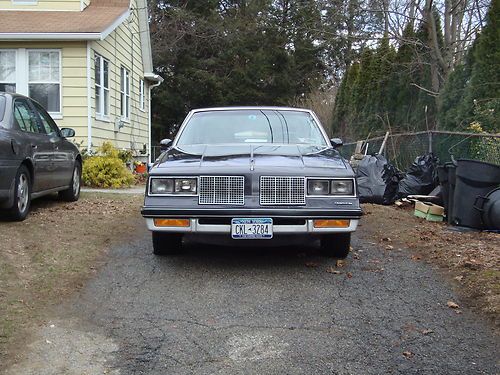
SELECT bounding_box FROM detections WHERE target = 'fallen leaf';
[411,255,421,261]
[422,329,434,335]
[386,245,394,250]
[336,259,345,268]
[382,237,392,242]
[447,301,460,309]
[326,267,342,274]
[346,272,353,278]
[402,351,414,359]
[305,262,318,268]
[463,260,480,270]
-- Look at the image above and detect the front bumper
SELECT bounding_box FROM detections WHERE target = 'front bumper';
[146,218,359,233]
[142,207,362,234]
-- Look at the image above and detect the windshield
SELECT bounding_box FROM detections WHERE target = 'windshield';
[177,109,328,146]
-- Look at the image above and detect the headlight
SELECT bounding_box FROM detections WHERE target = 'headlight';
[307,179,354,196]
[150,178,197,195]
[150,178,174,194]
[331,180,354,195]
[174,178,197,193]
[308,179,330,195]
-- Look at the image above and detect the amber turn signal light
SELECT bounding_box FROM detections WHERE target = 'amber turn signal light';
[313,219,350,228]
[153,218,190,227]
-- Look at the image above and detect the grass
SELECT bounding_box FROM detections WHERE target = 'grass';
[361,203,500,329]
[0,192,144,369]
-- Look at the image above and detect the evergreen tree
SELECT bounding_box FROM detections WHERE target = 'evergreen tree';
[461,0,500,132]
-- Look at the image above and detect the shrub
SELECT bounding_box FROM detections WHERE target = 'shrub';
[82,142,135,188]
[118,149,134,164]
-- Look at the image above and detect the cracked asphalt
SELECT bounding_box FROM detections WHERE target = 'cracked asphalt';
[9,228,499,375]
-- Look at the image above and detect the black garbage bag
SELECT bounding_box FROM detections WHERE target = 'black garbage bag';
[396,153,439,199]
[356,154,387,204]
[382,163,404,204]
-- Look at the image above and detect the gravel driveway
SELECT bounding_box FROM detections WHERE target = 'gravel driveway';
[5,229,498,375]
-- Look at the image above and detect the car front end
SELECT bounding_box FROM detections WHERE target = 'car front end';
[141,107,362,257]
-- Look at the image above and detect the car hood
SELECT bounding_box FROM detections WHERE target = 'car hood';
[152,144,351,176]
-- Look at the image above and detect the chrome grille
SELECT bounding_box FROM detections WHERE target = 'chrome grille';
[260,176,305,205]
[199,176,245,205]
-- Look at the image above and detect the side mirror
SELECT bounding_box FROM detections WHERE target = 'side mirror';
[330,138,343,148]
[60,128,75,138]
[160,138,173,151]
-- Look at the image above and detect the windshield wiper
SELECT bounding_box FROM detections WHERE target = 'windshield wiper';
[275,110,290,143]
[260,110,273,143]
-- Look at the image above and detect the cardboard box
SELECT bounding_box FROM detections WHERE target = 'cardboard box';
[427,204,444,216]
[415,201,431,213]
[414,201,444,222]
[426,212,444,222]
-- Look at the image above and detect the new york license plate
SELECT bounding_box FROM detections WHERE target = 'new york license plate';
[231,218,273,239]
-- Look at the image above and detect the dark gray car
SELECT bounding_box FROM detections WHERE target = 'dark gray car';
[0,92,82,221]
[142,107,362,258]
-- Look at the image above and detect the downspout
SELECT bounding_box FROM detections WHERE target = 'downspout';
[86,42,92,153]
[148,79,162,163]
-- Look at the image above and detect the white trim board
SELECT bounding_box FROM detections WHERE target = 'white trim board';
[0,32,102,40]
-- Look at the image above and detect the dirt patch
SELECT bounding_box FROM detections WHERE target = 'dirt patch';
[360,203,500,327]
[5,320,120,375]
[0,193,144,370]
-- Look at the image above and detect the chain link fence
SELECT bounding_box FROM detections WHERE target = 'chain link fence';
[341,131,500,171]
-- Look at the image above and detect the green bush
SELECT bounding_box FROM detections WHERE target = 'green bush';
[82,142,135,188]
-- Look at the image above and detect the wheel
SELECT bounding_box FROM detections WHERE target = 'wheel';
[319,233,351,258]
[7,165,31,221]
[59,161,81,202]
[152,232,183,256]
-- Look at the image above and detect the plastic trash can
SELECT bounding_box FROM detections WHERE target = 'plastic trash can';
[452,159,500,229]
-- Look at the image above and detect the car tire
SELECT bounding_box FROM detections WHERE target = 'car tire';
[59,161,81,202]
[152,232,183,256]
[319,233,351,258]
[7,165,32,221]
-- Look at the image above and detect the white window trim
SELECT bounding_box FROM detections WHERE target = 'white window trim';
[94,53,110,122]
[0,49,17,92]
[27,49,63,118]
[120,66,130,122]
[139,79,145,112]
[0,48,62,118]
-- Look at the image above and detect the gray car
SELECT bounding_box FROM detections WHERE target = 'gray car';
[0,92,82,221]
[142,107,362,258]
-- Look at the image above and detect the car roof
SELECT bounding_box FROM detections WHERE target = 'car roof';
[0,91,29,100]
[191,106,313,114]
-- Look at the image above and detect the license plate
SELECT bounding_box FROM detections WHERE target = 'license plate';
[231,218,273,239]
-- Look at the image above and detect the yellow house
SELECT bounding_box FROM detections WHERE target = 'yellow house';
[0,0,163,162]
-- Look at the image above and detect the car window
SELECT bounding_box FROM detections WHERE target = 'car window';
[13,99,43,134]
[177,110,328,146]
[32,101,59,136]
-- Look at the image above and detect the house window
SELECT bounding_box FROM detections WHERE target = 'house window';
[94,54,110,119]
[139,79,145,111]
[28,50,61,114]
[0,50,16,93]
[120,67,130,120]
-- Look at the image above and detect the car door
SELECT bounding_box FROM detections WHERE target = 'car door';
[12,98,54,192]
[31,100,74,188]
